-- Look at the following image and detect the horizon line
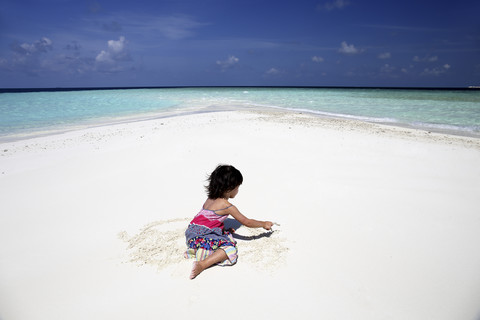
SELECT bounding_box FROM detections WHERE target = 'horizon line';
[1,85,479,93]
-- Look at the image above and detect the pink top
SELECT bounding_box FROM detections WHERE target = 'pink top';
[189,205,233,230]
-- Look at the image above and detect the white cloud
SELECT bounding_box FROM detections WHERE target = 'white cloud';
[266,67,280,75]
[11,37,53,55]
[216,55,239,71]
[317,0,350,11]
[95,36,130,62]
[2,35,134,77]
[312,56,324,62]
[338,41,361,54]
[95,36,132,73]
[1,37,54,75]
[107,36,126,53]
[413,55,438,62]
[378,52,391,59]
[95,50,113,64]
[421,64,451,76]
[381,64,395,73]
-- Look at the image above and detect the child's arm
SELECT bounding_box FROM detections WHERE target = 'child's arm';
[227,206,273,230]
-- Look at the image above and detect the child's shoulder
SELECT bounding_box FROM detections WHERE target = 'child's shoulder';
[203,198,233,212]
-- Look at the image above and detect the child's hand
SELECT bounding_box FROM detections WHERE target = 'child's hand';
[263,221,273,230]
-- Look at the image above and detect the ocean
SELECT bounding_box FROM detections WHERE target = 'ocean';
[1,87,479,141]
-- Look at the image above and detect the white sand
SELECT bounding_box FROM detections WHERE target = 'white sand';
[1,110,480,320]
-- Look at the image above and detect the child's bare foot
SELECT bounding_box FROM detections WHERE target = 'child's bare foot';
[190,261,205,280]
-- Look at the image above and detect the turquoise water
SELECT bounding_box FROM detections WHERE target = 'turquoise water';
[1,87,479,141]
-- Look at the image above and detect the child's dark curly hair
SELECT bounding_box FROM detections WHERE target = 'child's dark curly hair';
[206,165,243,199]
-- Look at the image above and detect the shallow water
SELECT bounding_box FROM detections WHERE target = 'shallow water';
[1,87,479,141]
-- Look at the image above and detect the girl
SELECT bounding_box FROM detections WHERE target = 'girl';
[185,165,273,279]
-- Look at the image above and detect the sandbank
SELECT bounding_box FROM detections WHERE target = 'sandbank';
[1,109,479,320]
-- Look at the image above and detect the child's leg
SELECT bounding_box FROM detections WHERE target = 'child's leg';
[190,249,228,280]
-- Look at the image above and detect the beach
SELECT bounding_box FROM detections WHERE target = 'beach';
[1,109,479,319]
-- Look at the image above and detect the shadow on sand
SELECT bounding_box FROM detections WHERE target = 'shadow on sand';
[224,218,274,241]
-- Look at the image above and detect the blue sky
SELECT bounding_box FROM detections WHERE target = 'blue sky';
[1,0,479,88]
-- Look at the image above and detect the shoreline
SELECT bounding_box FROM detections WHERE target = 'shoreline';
[1,105,479,144]
[257,105,480,140]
